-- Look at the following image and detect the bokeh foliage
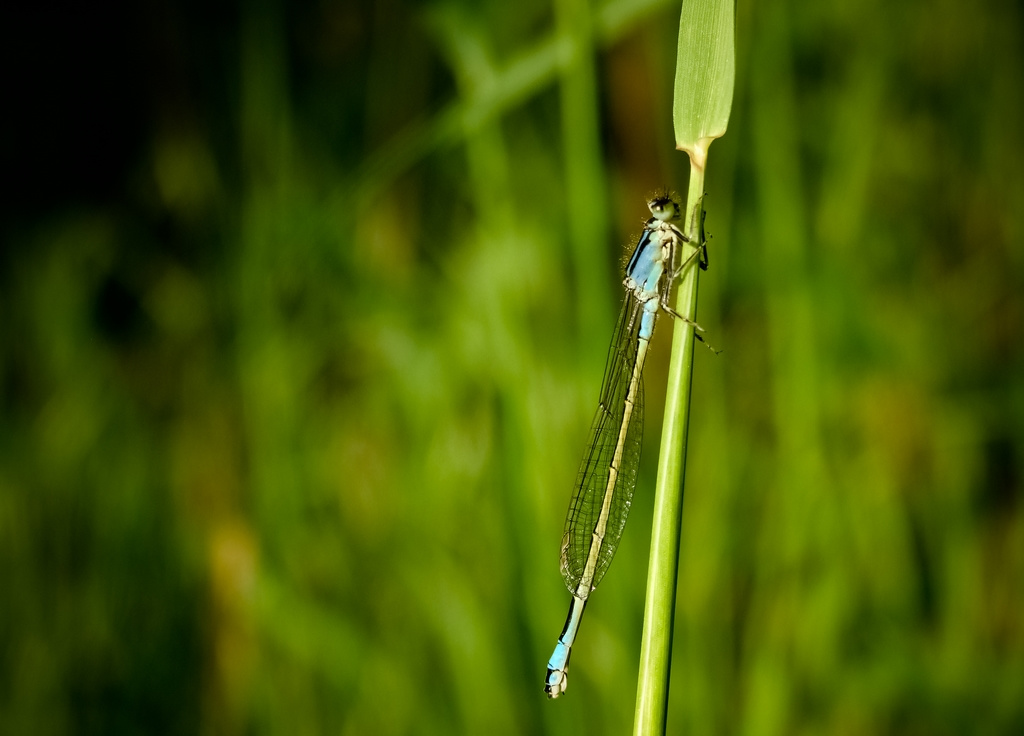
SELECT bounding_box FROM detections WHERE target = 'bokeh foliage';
[2,0,1023,734]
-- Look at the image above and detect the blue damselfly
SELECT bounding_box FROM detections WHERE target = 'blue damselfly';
[545,195,707,698]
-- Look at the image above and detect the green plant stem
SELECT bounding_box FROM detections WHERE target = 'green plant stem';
[633,160,705,736]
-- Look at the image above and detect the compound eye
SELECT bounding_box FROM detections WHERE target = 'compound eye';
[647,196,679,221]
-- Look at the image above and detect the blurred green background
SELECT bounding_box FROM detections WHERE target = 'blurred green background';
[2,0,1023,733]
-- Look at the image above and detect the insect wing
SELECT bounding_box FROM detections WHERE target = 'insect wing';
[560,298,647,592]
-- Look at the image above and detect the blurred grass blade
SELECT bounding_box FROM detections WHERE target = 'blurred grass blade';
[354,0,678,207]
[673,0,735,168]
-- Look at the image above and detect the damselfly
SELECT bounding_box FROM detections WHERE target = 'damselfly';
[544,195,707,698]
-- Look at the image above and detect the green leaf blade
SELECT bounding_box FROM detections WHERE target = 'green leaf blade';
[673,0,735,165]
